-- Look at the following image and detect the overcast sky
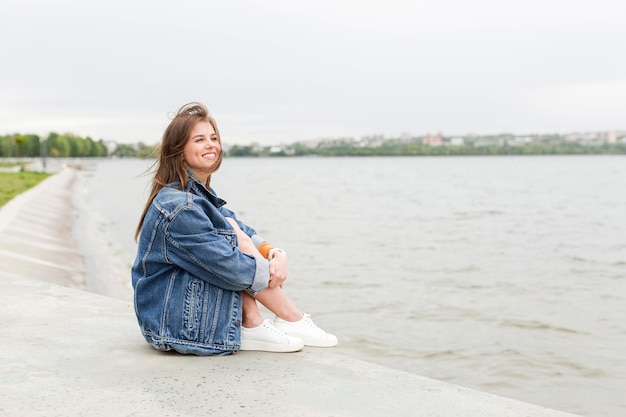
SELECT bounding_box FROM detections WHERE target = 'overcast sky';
[1,0,625,145]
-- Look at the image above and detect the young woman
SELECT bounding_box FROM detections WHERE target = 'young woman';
[132,102,337,355]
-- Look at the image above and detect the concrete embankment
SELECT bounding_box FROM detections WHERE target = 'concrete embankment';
[0,167,583,417]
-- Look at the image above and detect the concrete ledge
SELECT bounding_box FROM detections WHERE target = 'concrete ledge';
[0,167,582,416]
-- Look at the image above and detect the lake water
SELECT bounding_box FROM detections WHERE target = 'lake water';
[73,155,626,417]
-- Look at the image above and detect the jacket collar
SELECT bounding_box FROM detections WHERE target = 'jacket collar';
[171,169,227,208]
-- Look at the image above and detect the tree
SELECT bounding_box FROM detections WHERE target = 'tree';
[227,145,255,157]
[48,134,70,157]
[111,143,137,157]
[95,140,108,157]
[13,134,29,157]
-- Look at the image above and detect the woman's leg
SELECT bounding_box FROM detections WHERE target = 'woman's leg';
[252,287,302,321]
[226,218,303,322]
[242,290,301,325]
[226,217,337,347]
[241,292,264,328]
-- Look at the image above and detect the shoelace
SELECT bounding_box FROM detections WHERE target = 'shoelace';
[275,314,326,334]
[302,314,325,333]
[262,320,290,337]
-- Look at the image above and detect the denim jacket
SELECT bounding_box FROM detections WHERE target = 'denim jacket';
[131,173,270,355]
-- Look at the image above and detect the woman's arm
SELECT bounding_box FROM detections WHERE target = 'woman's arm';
[219,206,281,259]
[165,204,270,295]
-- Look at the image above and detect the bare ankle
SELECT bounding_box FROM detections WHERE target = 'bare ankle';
[276,311,304,322]
[243,317,263,328]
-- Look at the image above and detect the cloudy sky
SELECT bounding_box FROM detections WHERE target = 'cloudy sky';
[1,0,625,145]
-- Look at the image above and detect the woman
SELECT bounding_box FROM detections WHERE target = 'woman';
[132,102,337,355]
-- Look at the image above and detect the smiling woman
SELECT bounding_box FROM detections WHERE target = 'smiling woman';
[131,102,337,356]
[182,120,222,184]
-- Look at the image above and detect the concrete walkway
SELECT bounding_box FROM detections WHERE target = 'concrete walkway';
[0,167,582,417]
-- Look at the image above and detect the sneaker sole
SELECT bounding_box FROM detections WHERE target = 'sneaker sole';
[300,338,338,348]
[239,340,304,353]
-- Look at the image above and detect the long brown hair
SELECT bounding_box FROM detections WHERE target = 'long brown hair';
[135,102,223,240]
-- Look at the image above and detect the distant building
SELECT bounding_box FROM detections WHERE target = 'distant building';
[361,134,386,147]
[449,137,464,146]
[299,139,322,149]
[422,132,443,146]
[400,132,412,143]
[104,140,117,155]
[607,131,617,143]
[512,136,533,145]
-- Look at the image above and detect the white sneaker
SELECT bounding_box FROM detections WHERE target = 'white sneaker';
[240,319,304,353]
[273,313,338,347]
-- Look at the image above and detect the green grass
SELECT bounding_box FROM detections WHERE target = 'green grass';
[0,171,52,207]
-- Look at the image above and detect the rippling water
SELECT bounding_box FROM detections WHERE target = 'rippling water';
[75,156,626,417]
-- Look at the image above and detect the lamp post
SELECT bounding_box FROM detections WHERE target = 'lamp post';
[40,136,47,170]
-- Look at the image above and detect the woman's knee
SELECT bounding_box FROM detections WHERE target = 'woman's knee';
[225,218,256,253]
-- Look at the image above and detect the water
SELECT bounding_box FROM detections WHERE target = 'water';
[74,156,626,417]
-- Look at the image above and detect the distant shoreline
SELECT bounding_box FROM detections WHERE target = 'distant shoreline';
[226,141,626,157]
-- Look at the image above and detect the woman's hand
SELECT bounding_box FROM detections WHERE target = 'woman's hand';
[268,251,287,288]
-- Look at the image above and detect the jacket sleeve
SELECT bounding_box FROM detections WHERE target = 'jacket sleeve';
[163,203,269,295]
[219,206,269,250]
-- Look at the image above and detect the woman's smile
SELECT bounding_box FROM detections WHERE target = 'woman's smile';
[183,121,221,181]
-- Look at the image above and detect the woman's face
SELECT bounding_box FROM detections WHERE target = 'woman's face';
[183,121,221,181]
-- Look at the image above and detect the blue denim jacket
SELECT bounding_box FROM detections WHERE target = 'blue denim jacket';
[131,173,270,355]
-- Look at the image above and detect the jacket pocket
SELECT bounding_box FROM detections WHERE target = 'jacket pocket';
[181,277,230,345]
[182,278,205,341]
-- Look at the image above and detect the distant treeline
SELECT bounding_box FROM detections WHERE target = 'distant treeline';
[0,133,108,157]
[3,132,625,159]
[229,141,626,157]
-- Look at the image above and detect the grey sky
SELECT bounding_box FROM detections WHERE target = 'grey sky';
[1,0,625,145]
